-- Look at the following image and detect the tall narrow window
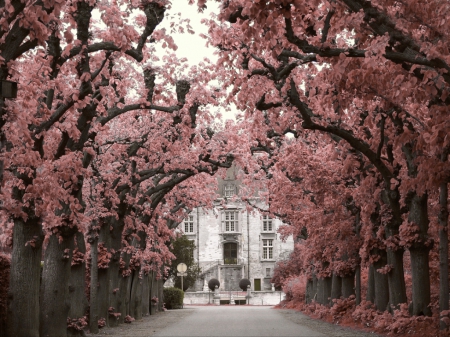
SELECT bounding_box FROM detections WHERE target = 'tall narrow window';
[223,210,238,232]
[183,215,194,233]
[262,215,273,232]
[223,242,237,264]
[224,184,235,197]
[262,239,273,259]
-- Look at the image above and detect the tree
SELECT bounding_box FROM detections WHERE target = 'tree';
[0,0,237,336]
[167,234,201,291]
[208,0,449,329]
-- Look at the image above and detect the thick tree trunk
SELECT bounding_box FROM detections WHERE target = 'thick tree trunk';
[106,217,124,327]
[117,250,132,323]
[89,238,99,334]
[129,268,143,319]
[385,225,407,310]
[7,218,43,337]
[40,231,75,337]
[355,265,361,305]
[142,273,150,316]
[366,265,375,304]
[150,271,159,314]
[97,225,111,326]
[439,181,449,330]
[331,272,342,305]
[381,188,407,310]
[408,193,431,316]
[373,252,390,312]
[341,272,355,299]
[317,276,332,305]
[67,232,88,337]
[157,277,164,312]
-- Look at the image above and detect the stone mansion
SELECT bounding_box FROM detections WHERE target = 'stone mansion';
[179,165,294,292]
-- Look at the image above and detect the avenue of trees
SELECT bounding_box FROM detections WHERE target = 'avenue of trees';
[0,0,449,336]
[206,0,449,335]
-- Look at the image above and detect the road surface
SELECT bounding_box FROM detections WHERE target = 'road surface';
[86,305,382,337]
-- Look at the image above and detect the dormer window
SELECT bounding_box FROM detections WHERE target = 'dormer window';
[262,215,273,232]
[224,184,235,197]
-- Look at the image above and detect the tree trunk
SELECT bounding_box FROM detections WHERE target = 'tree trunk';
[317,276,332,305]
[40,231,75,337]
[366,265,375,304]
[157,277,164,312]
[106,217,124,327]
[385,224,407,310]
[96,225,111,326]
[439,181,449,330]
[408,193,431,316]
[355,265,361,305]
[150,271,159,314]
[129,268,143,319]
[372,248,389,311]
[89,238,99,334]
[7,218,43,337]
[67,232,88,337]
[305,277,313,304]
[331,272,342,305]
[142,273,150,316]
[341,272,355,299]
[117,250,132,323]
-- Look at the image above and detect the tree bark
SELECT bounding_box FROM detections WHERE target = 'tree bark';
[341,273,355,299]
[129,268,143,319]
[67,232,88,337]
[40,231,75,337]
[89,237,99,334]
[408,193,431,316]
[366,265,375,304]
[331,272,342,305]
[7,218,43,337]
[355,265,361,305]
[142,273,150,316]
[439,181,449,330]
[372,250,390,312]
[150,271,158,314]
[317,276,332,305]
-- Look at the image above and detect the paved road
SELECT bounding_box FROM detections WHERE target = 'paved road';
[154,306,326,336]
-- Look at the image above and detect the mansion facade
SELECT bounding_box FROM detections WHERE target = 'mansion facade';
[179,166,294,292]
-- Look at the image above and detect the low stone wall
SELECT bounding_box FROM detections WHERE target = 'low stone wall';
[183,291,285,306]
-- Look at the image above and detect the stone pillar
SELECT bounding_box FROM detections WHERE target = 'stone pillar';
[213,285,220,305]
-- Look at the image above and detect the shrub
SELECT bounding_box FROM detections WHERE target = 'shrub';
[163,287,184,309]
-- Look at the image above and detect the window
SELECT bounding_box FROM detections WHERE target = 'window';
[266,268,271,277]
[262,215,273,232]
[223,242,237,264]
[224,184,235,197]
[223,210,238,232]
[183,215,194,233]
[262,239,273,260]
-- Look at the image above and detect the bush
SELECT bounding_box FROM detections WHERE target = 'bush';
[163,287,184,309]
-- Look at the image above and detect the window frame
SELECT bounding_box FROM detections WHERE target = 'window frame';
[224,184,235,197]
[262,239,273,260]
[262,215,273,232]
[183,214,195,234]
[222,210,239,232]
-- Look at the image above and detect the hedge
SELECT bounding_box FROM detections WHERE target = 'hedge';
[163,287,184,309]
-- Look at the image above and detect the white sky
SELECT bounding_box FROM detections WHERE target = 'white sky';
[156,2,239,122]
